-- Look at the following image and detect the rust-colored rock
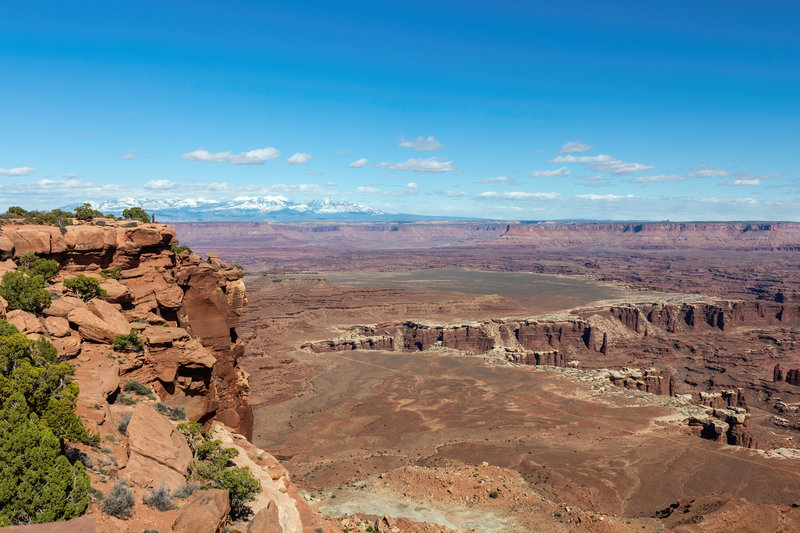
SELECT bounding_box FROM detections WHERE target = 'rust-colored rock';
[0,516,101,533]
[67,307,127,343]
[125,403,192,475]
[172,489,230,533]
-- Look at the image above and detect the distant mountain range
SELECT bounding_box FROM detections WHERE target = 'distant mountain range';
[71,196,438,222]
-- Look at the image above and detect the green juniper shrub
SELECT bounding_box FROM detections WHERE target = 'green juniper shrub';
[73,203,104,221]
[63,274,106,302]
[5,206,27,218]
[17,252,59,282]
[143,485,173,511]
[117,393,138,406]
[112,330,143,353]
[170,245,192,255]
[178,422,261,517]
[100,266,122,280]
[101,480,134,518]
[0,322,91,526]
[122,380,155,399]
[123,221,138,228]
[122,207,151,224]
[0,271,51,313]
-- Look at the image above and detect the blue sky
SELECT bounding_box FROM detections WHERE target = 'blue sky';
[0,0,798,220]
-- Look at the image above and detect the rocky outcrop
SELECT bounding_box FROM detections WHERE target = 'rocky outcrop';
[0,221,253,438]
[608,367,674,396]
[172,489,230,533]
[0,516,101,533]
[774,364,800,386]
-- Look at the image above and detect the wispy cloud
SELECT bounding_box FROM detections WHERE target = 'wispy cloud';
[399,135,444,152]
[529,166,570,178]
[181,147,280,165]
[144,179,178,190]
[337,150,350,156]
[429,190,469,197]
[559,141,593,153]
[688,168,729,178]
[718,178,762,186]
[287,153,312,165]
[349,158,369,168]
[355,186,383,194]
[576,193,635,200]
[120,150,139,160]
[377,157,456,173]
[550,154,654,175]
[474,176,518,184]
[476,191,560,200]
[0,166,36,176]
[632,174,686,183]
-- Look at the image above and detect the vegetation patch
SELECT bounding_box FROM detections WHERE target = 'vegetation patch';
[113,329,144,353]
[63,274,107,302]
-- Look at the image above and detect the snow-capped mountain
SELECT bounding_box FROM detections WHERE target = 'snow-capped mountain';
[79,196,390,221]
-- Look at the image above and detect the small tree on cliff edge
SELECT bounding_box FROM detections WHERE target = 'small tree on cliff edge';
[122,206,151,224]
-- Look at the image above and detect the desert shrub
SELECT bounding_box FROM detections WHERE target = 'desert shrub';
[27,209,73,227]
[89,486,104,501]
[123,221,138,228]
[178,422,261,516]
[101,480,134,518]
[0,271,51,312]
[116,393,138,406]
[171,245,192,255]
[122,207,151,224]
[5,206,27,218]
[173,482,201,499]
[113,330,143,352]
[63,274,106,302]
[0,323,91,525]
[117,412,132,434]
[488,490,499,498]
[17,252,59,282]
[123,380,155,399]
[93,219,106,226]
[73,203,103,221]
[154,402,186,421]
[100,266,122,280]
[143,485,173,511]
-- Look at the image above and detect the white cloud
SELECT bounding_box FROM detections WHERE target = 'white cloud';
[0,167,35,176]
[576,193,635,200]
[398,136,444,152]
[337,150,350,156]
[63,173,79,179]
[349,158,369,168]
[530,166,570,178]
[144,179,178,190]
[181,147,280,165]
[474,176,518,184]
[287,153,312,165]
[377,157,456,173]
[688,168,729,178]
[550,154,654,175]
[120,150,138,160]
[632,174,686,183]
[476,191,560,200]
[430,190,469,197]
[403,182,420,195]
[559,141,593,153]
[719,178,762,186]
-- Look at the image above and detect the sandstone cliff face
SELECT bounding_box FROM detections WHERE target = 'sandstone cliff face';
[0,221,252,438]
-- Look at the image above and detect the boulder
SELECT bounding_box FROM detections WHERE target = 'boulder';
[100,278,133,304]
[144,326,190,346]
[172,489,230,533]
[44,316,71,337]
[121,451,187,491]
[0,295,6,318]
[248,500,283,533]
[67,307,127,343]
[5,226,62,255]
[0,258,16,274]
[154,277,184,309]
[0,235,14,259]
[126,403,192,475]
[43,296,87,318]
[51,333,82,357]
[87,298,131,334]
[5,309,44,334]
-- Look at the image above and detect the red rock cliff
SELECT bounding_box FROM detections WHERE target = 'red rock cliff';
[0,221,253,438]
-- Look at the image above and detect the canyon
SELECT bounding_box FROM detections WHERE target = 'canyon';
[5,219,800,532]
